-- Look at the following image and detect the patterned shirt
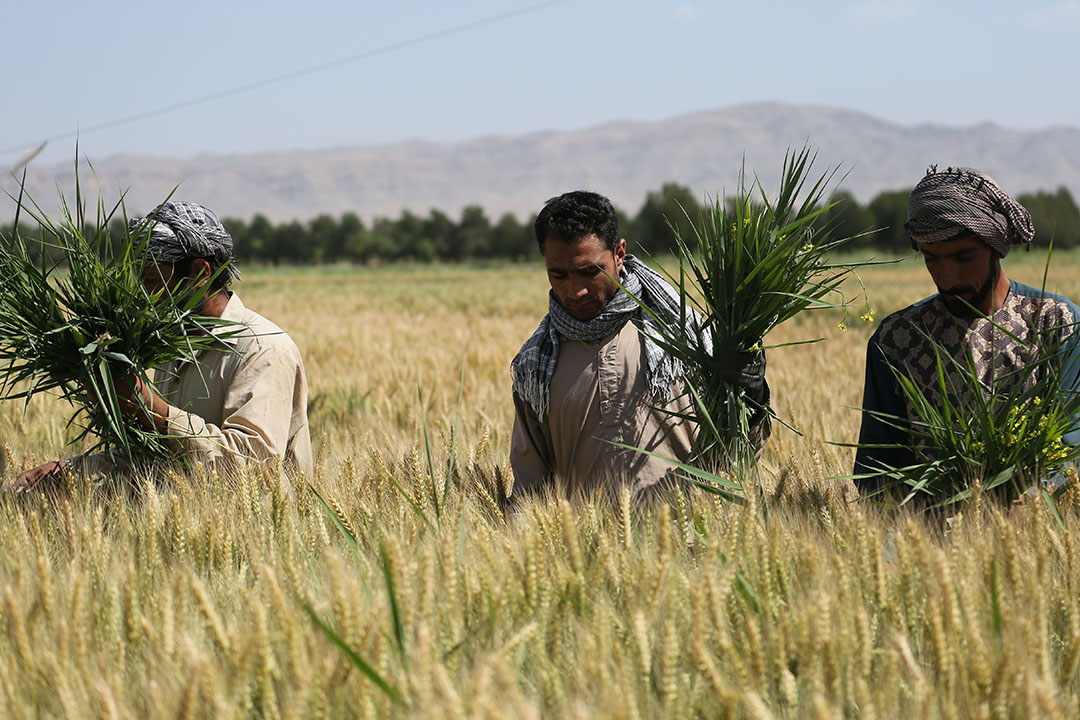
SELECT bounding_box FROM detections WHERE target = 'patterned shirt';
[854,280,1080,493]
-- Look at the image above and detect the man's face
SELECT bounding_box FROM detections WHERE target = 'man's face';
[139,259,209,304]
[921,234,1000,318]
[140,262,176,298]
[543,234,626,321]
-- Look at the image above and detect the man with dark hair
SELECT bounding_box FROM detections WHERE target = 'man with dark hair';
[510,190,769,502]
[854,167,1080,496]
[13,201,312,491]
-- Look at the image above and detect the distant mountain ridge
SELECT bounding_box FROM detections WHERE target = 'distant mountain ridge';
[4,102,1079,224]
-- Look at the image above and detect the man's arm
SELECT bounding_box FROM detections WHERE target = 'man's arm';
[10,460,68,492]
[162,337,312,475]
[1058,321,1080,452]
[509,393,553,504]
[853,336,916,495]
[10,451,132,493]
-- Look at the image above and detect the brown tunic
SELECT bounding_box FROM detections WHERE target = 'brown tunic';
[154,293,313,476]
[510,320,696,500]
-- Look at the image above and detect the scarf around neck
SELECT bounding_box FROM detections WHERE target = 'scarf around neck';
[511,255,703,419]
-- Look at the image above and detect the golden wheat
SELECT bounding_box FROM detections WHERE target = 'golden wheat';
[0,255,1078,717]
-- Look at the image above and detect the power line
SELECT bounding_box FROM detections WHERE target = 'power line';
[0,0,566,160]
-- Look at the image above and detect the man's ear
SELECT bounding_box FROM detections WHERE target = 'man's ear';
[189,258,212,284]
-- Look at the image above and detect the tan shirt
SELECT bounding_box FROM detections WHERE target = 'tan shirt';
[510,320,696,500]
[153,293,313,476]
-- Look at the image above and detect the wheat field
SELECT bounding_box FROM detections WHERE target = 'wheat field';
[2,251,1080,718]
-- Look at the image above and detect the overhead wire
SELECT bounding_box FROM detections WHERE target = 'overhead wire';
[0,0,566,162]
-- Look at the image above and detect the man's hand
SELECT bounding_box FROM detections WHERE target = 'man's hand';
[712,343,770,406]
[89,372,169,432]
[10,460,68,493]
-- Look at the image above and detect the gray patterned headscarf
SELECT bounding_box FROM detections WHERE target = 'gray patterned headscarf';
[130,201,241,281]
[511,255,706,420]
[906,166,1034,256]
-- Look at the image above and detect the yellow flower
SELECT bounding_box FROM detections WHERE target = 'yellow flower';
[837,321,847,332]
[970,441,985,455]
[860,309,875,323]
[802,243,813,252]
[1042,438,1068,463]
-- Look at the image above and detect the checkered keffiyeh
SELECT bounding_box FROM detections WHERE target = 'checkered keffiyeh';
[511,255,704,420]
[130,201,241,281]
[906,166,1034,256]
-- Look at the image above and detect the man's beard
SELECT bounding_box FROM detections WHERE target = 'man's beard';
[562,279,620,321]
[939,260,998,319]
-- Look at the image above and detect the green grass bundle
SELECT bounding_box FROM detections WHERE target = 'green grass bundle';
[860,325,1080,509]
[631,148,875,487]
[0,181,240,467]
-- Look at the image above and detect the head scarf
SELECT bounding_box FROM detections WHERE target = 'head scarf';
[511,255,708,420]
[130,201,241,281]
[906,166,1034,256]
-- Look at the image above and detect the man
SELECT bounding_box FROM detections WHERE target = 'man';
[509,190,769,502]
[12,201,313,491]
[854,166,1080,497]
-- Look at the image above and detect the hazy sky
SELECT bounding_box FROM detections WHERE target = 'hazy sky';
[4,0,1079,167]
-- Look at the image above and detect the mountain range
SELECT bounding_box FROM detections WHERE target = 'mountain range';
[4,102,1079,224]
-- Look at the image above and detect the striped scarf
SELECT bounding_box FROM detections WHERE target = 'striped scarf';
[511,255,702,419]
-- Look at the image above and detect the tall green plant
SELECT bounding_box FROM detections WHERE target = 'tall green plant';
[629,148,876,483]
[0,171,241,467]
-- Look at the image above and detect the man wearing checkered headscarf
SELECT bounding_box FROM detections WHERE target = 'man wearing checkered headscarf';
[133,201,241,286]
[905,166,1035,256]
[853,167,1080,501]
[14,200,314,491]
[126,200,312,478]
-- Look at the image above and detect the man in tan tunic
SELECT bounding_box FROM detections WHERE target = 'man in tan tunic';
[13,201,312,491]
[510,191,769,502]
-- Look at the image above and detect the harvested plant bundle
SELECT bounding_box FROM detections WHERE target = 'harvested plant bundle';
[0,182,240,467]
[632,148,875,485]
[859,321,1080,509]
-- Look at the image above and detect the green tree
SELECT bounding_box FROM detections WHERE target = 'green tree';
[867,189,912,251]
[1018,187,1080,248]
[308,214,338,264]
[423,209,456,260]
[631,183,702,255]
[458,205,492,259]
[818,191,878,250]
[272,220,308,264]
[491,212,531,260]
[366,218,400,262]
[335,212,365,262]
[223,217,249,261]
[395,210,426,260]
[244,214,274,262]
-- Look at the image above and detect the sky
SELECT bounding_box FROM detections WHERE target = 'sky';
[3,0,1080,167]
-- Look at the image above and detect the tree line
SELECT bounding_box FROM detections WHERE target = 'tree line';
[5,183,1080,264]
